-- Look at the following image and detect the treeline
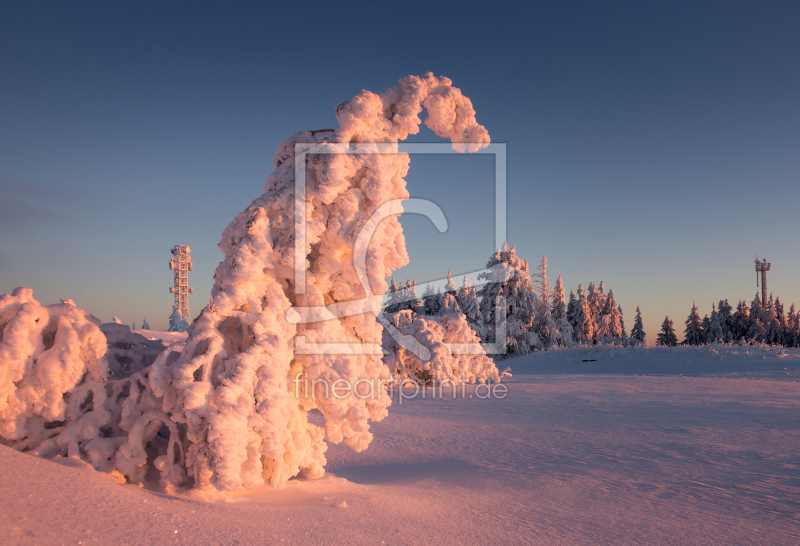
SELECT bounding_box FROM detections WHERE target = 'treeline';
[655,293,800,347]
[384,242,646,356]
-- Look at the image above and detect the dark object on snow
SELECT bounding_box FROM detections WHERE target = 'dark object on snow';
[582,359,596,362]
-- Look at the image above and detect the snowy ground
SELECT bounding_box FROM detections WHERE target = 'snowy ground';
[2,345,798,545]
[132,329,188,344]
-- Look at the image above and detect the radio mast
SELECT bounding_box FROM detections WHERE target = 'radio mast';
[169,245,193,321]
[754,255,770,305]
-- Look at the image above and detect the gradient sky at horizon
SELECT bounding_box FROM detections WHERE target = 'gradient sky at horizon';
[1,1,799,340]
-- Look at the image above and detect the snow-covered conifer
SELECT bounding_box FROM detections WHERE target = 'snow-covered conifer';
[704,303,724,343]
[566,290,578,328]
[684,303,704,346]
[384,277,402,313]
[571,285,594,343]
[731,300,749,341]
[596,290,623,343]
[140,319,150,330]
[619,304,628,345]
[788,305,800,348]
[657,316,678,346]
[444,270,457,298]
[421,283,442,316]
[549,275,574,347]
[440,293,461,315]
[630,306,646,344]
[764,294,783,345]
[457,277,482,330]
[775,296,788,341]
[477,242,539,354]
[717,299,733,341]
[113,317,122,324]
[747,293,766,342]
[168,305,189,332]
[534,256,552,309]
[131,321,136,330]
[586,282,601,332]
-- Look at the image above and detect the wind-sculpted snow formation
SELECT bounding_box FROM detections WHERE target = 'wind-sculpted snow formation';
[0,74,490,493]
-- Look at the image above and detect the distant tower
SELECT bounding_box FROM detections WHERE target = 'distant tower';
[755,255,770,305]
[169,245,193,321]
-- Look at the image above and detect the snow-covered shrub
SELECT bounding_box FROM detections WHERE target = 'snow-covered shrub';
[0,288,188,487]
[140,319,150,330]
[382,310,500,385]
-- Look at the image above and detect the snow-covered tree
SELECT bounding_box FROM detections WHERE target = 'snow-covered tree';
[477,242,539,355]
[550,275,574,347]
[596,289,623,343]
[618,305,628,345]
[747,293,766,342]
[444,270,457,298]
[0,75,493,494]
[703,303,724,343]
[113,316,122,324]
[440,293,461,315]
[586,282,601,335]
[131,321,136,330]
[787,304,799,348]
[140,319,150,330]
[457,276,482,330]
[775,296,788,342]
[570,284,594,343]
[382,310,500,385]
[168,305,189,332]
[384,277,403,314]
[394,279,422,315]
[731,300,750,341]
[534,256,552,309]
[566,289,578,328]
[763,294,783,345]
[657,316,678,346]
[717,299,734,341]
[684,302,704,346]
[421,283,443,316]
[630,306,646,345]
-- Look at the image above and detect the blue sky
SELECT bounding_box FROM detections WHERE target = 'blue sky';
[1,1,799,338]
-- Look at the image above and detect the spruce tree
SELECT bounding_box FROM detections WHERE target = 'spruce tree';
[440,293,461,315]
[657,316,677,346]
[684,302,704,345]
[444,270,457,298]
[534,256,552,309]
[550,275,574,346]
[630,306,646,344]
[586,282,601,336]
[421,283,442,316]
[619,304,628,345]
[704,303,724,343]
[457,277,482,330]
[764,294,783,345]
[596,290,623,343]
[717,299,734,341]
[775,296,789,342]
[141,319,150,330]
[168,305,189,332]
[747,293,766,342]
[731,300,749,341]
[384,277,403,313]
[477,242,539,354]
[566,290,578,330]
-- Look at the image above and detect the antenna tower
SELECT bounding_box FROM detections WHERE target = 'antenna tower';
[169,245,193,321]
[754,254,771,305]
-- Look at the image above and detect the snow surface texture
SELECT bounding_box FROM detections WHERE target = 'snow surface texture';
[2,348,797,545]
[0,74,491,494]
[382,310,500,385]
